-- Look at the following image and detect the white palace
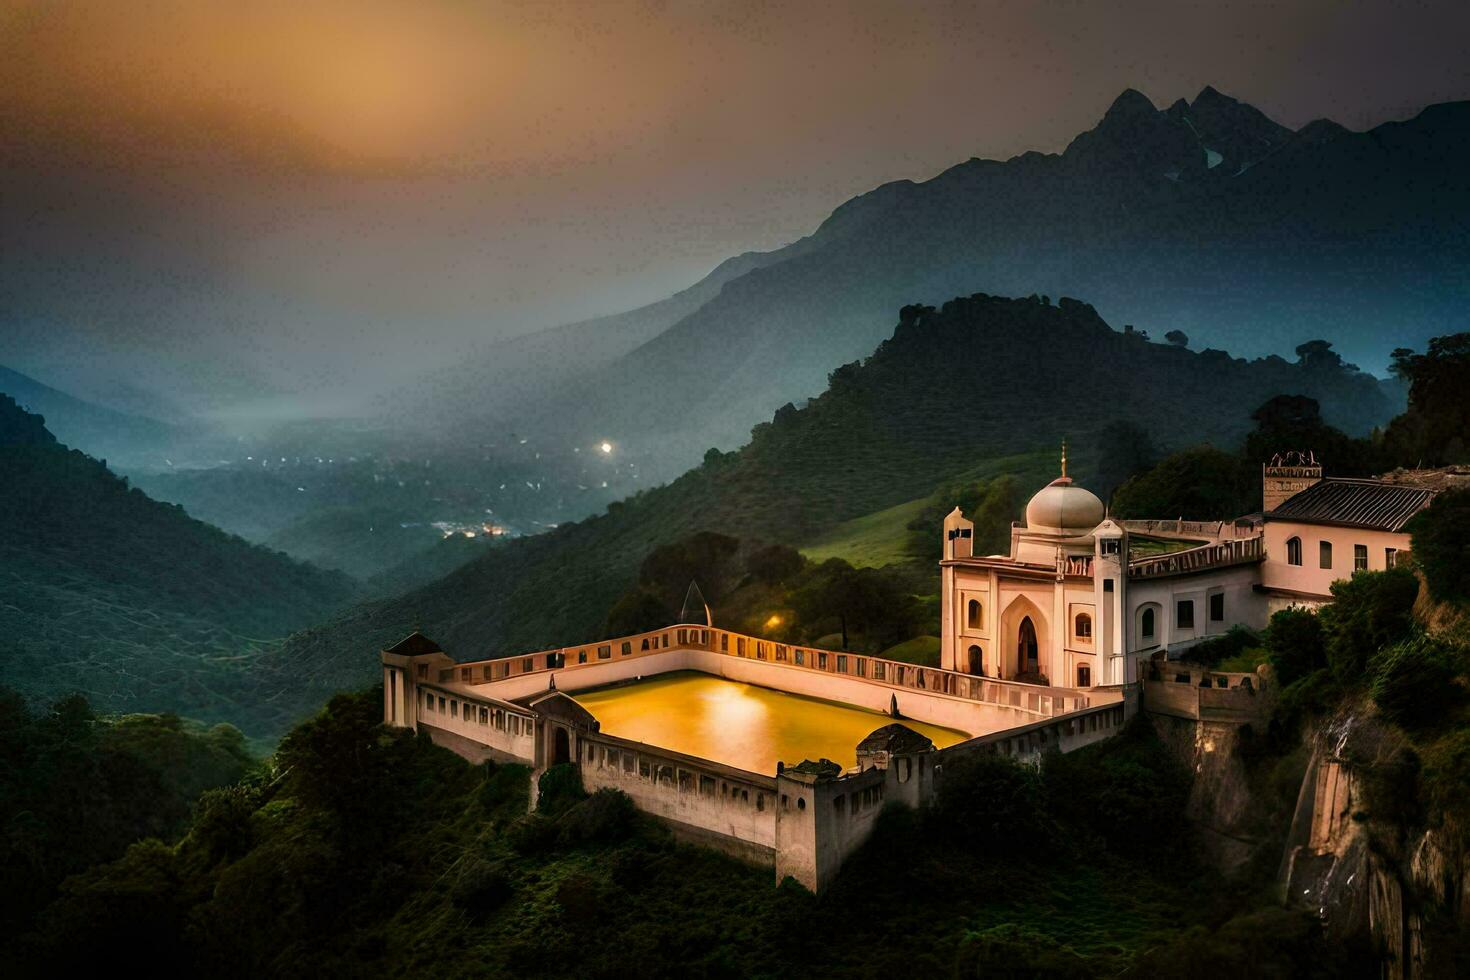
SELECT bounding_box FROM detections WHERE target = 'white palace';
[939,449,1436,689]
[379,449,1437,890]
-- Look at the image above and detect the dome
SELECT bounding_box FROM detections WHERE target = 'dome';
[1024,478,1105,536]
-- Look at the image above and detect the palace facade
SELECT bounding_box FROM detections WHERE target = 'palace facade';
[939,452,1437,689]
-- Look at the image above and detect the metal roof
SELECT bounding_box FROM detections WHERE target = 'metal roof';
[385,631,443,656]
[1265,478,1436,532]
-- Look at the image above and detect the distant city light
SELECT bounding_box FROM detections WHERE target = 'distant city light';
[599,441,613,454]
[765,614,783,629]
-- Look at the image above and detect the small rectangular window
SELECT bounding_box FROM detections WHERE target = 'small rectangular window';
[1209,592,1225,622]
[873,662,886,681]
[837,655,848,673]
[1385,547,1397,568]
[1319,541,1332,569]
[522,657,533,672]
[1176,600,1194,630]
[817,652,828,670]
[1354,544,1368,572]
[598,645,611,660]
[794,650,805,666]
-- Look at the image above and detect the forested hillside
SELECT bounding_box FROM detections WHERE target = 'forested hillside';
[263,293,1395,730]
[0,395,358,728]
[7,690,1356,978]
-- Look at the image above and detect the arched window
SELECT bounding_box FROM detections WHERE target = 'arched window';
[967,598,983,630]
[1286,536,1302,566]
[1141,607,1156,639]
[1319,540,1333,569]
[1077,664,1091,687]
[1075,613,1092,640]
[967,644,984,676]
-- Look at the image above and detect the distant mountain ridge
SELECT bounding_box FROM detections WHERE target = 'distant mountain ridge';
[417,86,1467,483]
[267,292,1397,729]
[0,394,358,729]
[0,363,179,466]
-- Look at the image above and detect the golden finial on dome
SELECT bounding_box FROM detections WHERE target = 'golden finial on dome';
[1060,439,1068,479]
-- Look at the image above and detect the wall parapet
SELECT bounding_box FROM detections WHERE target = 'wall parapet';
[436,623,1093,720]
[1128,535,1264,579]
[1141,663,1271,723]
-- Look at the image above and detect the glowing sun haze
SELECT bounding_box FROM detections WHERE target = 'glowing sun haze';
[2,0,1467,414]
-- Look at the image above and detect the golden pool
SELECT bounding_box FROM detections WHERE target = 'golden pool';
[571,670,970,773]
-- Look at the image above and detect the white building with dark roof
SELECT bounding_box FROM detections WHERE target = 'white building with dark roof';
[939,450,1436,688]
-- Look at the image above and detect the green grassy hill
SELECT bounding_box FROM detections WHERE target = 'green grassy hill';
[259,293,1396,733]
[799,496,929,567]
[0,395,359,729]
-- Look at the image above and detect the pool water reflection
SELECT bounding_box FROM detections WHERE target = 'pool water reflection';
[571,670,970,774]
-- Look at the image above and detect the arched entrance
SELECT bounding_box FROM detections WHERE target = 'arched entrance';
[1017,617,1039,676]
[552,727,571,765]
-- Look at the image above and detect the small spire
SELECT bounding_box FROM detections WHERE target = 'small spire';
[1060,439,1068,479]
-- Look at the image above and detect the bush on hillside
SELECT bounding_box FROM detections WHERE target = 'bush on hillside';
[535,762,586,817]
[933,751,1051,851]
[1409,488,1470,603]
[1182,625,1258,668]
[557,789,639,846]
[746,543,806,585]
[1319,568,1420,682]
[1369,633,1467,730]
[603,586,673,637]
[1265,608,1327,686]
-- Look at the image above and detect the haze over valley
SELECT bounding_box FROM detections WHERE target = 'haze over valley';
[4,4,1470,973]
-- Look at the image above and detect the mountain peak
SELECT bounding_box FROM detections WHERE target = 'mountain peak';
[0,393,59,448]
[1193,84,1230,105]
[1104,88,1158,120]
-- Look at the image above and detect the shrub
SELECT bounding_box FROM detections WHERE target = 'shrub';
[933,751,1051,851]
[189,784,260,865]
[1264,608,1326,686]
[479,762,531,814]
[506,813,559,855]
[1319,568,1420,682]
[535,763,587,817]
[1356,746,1424,830]
[450,857,513,921]
[1409,488,1470,602]
[1182,626,1257,668]
[557,788,639,846]
[1368,633,1467,730]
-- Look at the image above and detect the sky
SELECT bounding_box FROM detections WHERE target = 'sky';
[3,0,1469,416]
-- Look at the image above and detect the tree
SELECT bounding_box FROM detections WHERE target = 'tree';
[1295,339,1343,371]
[1164,329,1189,347]
[603,587,673,637]
[1264,608,1326,686]
[1109,446,1253,520]
[789,559,919,651]
[746,543,806,586]
[1369,633,1466,730]
[1244,395,1381,477]
[1409,488,1470,602]
[638,531,740,605]
[1386,332,1470,465]
[1095,419,1158,502]
[1318,567,1420,682]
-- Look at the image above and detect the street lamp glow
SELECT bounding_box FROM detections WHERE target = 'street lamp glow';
[599,441,613,454]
